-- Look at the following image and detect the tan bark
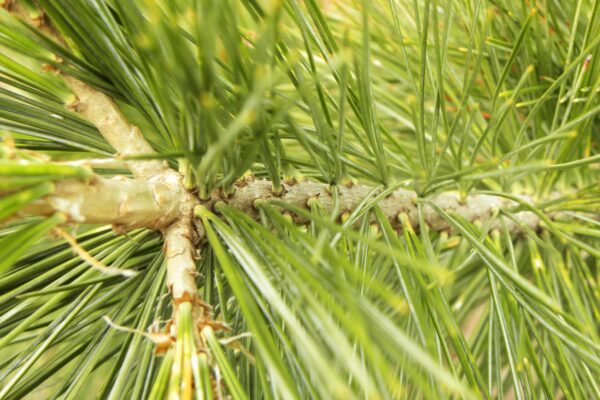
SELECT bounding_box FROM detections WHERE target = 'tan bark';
[12,171,545,235]
[206,178,541,231]
[19,176,541,232]
[62,76,169,181]
[164,216,198,301]
[56,50,202,305]
[20,175,180,230]
[61,83,204,304]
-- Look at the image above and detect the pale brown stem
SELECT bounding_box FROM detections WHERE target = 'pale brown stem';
[164,216,199,302]
[62,76,169,181]
[19,176,542,233]
[54,45,202,305]
[21,175,181,230]
[206,178,541,232]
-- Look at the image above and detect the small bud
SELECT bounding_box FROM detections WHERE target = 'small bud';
[340,211,351,224]
[252,199,265,210]
[369,223,380,238]
[306,197,320,209]
[151,333,174,355]
[526,64,535,74]
[282,212,293,223]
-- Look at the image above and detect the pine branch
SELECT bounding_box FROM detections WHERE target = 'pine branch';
[15,171,545,233]
[63,76,168,180]
[204,177,542,232]
[6,1,167,180]
[58,44,203,314]
[20,175,181,230]
[63,80,204,338]
[5,1,205,358]
[2,1,597,397]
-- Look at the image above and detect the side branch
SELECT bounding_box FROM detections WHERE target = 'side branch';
[20,175,181,230]
[63,77,168,181]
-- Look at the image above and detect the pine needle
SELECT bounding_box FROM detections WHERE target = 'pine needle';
[55,227,138,277]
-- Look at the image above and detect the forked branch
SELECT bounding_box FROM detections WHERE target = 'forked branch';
[5,0,204,348]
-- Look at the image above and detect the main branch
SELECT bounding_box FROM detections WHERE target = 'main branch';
[205,177,541,231]
[21,174,542,233]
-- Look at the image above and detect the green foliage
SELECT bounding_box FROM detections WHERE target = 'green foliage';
[0,0,599,399]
